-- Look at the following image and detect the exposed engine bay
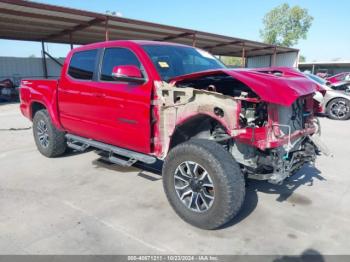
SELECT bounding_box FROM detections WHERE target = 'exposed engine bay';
[155,70,328,184]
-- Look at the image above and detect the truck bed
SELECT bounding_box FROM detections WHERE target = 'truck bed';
[20,79,59,121]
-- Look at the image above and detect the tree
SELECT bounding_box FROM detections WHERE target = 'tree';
[260,3,313,47]
[299,55,306,63]
[219,56,243,68]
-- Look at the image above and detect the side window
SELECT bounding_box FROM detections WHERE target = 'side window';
[68,50,98,80]
[100,48,141,81]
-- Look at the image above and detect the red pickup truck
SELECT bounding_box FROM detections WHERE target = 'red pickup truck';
[20,40,325,229]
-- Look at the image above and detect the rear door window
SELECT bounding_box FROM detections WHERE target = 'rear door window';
[100,48,142,81]
[68,49,98,80]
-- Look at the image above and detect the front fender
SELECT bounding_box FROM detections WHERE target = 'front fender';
[155,85,239,158]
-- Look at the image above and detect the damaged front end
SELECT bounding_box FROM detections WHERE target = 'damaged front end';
[153,68,329,184]
[235,97,326,184]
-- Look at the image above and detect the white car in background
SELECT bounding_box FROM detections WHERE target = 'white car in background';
[306,73,350,120]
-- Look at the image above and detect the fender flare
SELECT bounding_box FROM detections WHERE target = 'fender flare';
[30,98,63,130]
[168,113,231,151]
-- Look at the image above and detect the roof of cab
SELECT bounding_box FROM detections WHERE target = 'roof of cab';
[71,40,188,53]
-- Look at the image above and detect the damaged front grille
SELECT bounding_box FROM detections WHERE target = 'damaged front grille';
[277,98,307,135]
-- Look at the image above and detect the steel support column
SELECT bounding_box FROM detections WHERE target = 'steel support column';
[41,41,48,79]
[241,45,246,68]
[105,17,109,41]
[69,33,73,50]
[44,50,63,67]
[192,33,197,47]
[272,46,277,66]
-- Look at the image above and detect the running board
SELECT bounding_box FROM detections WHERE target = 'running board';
[103,155,137,167]
[65,134,156,164]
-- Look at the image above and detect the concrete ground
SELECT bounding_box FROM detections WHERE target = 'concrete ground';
[0,102,349,256]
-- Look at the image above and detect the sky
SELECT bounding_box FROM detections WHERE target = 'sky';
[0,0,349,62]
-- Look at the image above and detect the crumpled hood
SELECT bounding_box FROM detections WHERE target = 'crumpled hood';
[170,67,318,106]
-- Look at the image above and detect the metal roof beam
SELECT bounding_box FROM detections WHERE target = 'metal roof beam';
[247,46,275,52]
[44,17,106,41]
[158,32,194,41]
[0,7,87,25]
[202,41,242,50]
[0,0,105,19]
[218,45,278,57]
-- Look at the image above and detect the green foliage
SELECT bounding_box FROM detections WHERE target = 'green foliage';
[299,55,306,62]
[219,56,243,68]
[260,3,313,47]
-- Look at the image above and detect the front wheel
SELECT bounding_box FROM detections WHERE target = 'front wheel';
[162,139,245,229]
[33,109,67,157]
[326,98,350,120]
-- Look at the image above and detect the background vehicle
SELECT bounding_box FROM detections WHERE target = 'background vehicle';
[316,69,329,78]
[20,41,325,229]
[306,73,350,120]
[327,72,350,84]
[331,80,350,92]
[0,78,18,102]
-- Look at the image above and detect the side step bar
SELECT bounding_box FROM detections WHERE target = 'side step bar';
[65,134,157,164]
[107,155,137,167]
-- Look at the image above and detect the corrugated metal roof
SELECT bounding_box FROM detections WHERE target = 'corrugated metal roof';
[0,0,298,57]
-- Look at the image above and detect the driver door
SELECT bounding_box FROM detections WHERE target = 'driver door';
[91,47,152,154]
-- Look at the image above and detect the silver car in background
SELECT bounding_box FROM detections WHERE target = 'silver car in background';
[306,73,350,120]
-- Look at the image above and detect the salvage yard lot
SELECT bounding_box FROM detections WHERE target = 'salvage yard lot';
[0,102,349,255]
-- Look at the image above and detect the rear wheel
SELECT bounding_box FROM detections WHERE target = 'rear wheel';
[33,109,67,157]
[162,139,245,229]
[326,98,350,120]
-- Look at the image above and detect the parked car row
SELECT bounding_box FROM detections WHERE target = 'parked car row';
[305,73,350,120]
[327,72,350,84]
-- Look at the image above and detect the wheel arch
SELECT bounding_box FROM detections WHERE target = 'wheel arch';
[30,100,63,130]
[30,101,46,120]
[168,113,231,151]
[325,96,350,109]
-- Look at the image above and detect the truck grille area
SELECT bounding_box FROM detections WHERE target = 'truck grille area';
[277,98,306,135]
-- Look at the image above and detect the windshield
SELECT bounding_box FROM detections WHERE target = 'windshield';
[305,73,327,85]
[141,44,226,82]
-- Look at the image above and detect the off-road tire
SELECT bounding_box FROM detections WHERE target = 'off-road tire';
[326,98,350,120]
[162,139,245,229]
[33,109,67,157]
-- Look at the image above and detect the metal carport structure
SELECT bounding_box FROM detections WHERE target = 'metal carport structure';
[0,0,299,78]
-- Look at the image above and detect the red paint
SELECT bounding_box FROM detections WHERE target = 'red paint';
[20,40,318,158]
[20,79,63,130]
[112,65,143,79]
[327,72,350,84]
[171,67,318,107]
[234,95,316,150]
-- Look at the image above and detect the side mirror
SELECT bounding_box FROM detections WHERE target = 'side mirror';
[111,65,145,84]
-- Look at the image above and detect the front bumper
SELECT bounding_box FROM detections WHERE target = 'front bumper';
[247,136,319,184]
[233,125,317,151]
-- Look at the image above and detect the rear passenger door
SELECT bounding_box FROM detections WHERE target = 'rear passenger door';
[90,47,153,154]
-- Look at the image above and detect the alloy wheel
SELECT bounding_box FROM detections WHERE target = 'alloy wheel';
[174,161,214,212]
[330,100,349,119]
[37,119,49,148]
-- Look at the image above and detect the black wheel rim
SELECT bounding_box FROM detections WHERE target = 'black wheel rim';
[174,161,214,212]
[37,119,49,148]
